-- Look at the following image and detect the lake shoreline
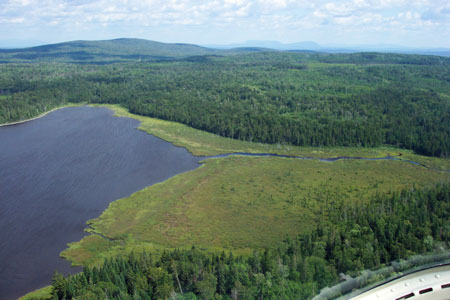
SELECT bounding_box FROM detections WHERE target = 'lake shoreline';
[0,103,85,127]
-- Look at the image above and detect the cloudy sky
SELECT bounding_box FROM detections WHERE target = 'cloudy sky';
[0,0,449,48]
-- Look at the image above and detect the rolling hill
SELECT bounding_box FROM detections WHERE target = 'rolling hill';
[0,38,272,63]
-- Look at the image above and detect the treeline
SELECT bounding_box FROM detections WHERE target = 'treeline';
[316,52,450,65]
[126,87,448,157]
[1,52,449,157]
[50,183,450,299]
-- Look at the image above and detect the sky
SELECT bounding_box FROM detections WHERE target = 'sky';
[0,0,449,48]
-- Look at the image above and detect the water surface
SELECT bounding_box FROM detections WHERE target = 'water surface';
[0,106,202,300]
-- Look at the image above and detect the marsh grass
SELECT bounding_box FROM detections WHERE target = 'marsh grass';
[18,286,52,300]
[63,156,449,266]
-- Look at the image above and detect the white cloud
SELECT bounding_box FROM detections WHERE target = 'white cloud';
[0,0,448,47]
[0,17,25,24]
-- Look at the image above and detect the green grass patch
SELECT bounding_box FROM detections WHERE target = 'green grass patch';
[61,234,116,266]
[18,286,52,300]
[63,156,449,266]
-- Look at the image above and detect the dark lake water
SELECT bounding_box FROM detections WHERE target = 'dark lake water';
[0,106,202,300]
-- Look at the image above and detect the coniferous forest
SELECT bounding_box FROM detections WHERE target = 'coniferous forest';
[51,183,450,300]
[1,51,449,157]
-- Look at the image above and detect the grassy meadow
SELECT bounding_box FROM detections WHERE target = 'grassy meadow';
[18,286,52,300]
[62,155,449,266]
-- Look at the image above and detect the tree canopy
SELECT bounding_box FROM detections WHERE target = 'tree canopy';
[1,52,449,157]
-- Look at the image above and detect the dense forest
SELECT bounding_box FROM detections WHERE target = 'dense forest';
[1,50,449,157]
[49,183,450,300]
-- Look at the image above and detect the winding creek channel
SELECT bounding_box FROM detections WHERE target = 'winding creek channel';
[0,106,443,300]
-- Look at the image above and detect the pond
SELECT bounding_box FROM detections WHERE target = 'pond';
[0,106,202,300]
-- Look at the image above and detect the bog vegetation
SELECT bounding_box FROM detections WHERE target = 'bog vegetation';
[61,156,449,267]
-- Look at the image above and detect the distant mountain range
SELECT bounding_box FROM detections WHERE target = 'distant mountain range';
[205,40,450,56]
[0,38,449,64]
[0,38,276,63]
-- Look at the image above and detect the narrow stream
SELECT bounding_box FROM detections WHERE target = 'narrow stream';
[203,152,445,172]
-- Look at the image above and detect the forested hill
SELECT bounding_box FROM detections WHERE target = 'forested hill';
[0,49,449,157]
[0,38,271,63]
